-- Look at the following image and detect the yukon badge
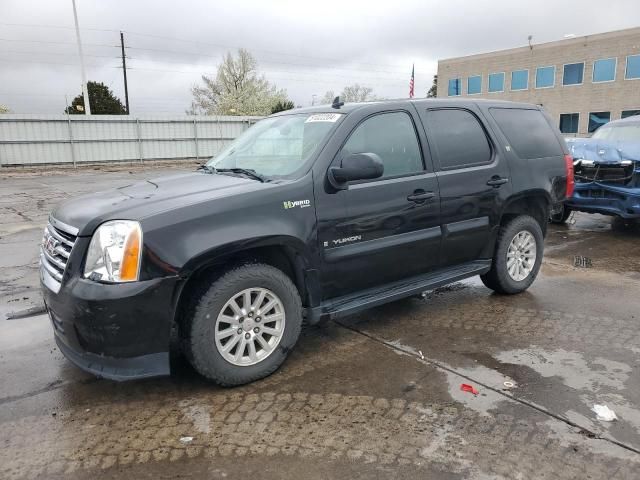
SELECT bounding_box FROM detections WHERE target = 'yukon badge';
[283,199,311,209]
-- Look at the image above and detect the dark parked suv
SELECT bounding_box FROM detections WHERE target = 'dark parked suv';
[41,98,572,385]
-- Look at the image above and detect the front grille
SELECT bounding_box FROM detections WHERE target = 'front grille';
[574,161,635,185]
[40,220,78,289]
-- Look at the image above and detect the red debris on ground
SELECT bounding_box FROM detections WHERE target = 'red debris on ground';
[460,384,479,395]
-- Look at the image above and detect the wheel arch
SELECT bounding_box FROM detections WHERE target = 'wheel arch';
[172,236,315,341]
[500,191,552,236]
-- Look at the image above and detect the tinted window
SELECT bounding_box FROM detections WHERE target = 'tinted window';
[467,75,482,94]
[448,78,461,96]
[563,63,584,85]
[626,55,640,79]
[622,110,640,119]
[342,112,423,178]
[490,108,563,159]
[536,66,555,88]
[588,112,611,133]
[425,109,492,170]
[488,72,505,92]
[511,70,528,90]
[559,113,579,134]
[593,58,616,82]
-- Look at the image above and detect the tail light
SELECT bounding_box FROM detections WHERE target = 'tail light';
[564,154,575,198]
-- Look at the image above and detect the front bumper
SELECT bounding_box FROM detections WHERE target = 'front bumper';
[566,183,640,219]
[41,266,179,381]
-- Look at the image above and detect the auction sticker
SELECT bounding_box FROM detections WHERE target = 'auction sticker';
[305,113,343,123]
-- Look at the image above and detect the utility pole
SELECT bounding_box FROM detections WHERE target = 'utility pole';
[120,31,130,114]
[71,0,91,115]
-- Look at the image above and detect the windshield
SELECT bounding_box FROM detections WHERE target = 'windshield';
[207,113,343,179]
[592,123,640,142]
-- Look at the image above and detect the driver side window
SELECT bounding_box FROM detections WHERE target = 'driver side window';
[341,111,424,179]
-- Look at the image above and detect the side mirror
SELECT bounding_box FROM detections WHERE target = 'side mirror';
[328,153,384,190]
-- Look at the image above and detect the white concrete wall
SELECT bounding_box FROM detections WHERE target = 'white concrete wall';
[0,114,263,166]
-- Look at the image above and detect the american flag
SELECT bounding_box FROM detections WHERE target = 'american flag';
[409,64,415,98]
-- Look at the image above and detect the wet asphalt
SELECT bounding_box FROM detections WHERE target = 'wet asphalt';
[1,165,640,479]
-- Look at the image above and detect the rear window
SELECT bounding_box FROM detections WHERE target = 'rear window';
[490,108,563,159]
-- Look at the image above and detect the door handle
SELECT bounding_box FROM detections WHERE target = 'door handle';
[487,176,509,187]
[407,190,435,202]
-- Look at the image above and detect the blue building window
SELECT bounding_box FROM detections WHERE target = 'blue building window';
[592,58,616,82]
[511,70,528,90]
[622,110,640,119]
[563,62,584,85]
[559,113,579,134]
[626,54,640,79]
[588,111,610,133]
[488,72,505,92]
[536,66,555,88]
[467,75,482,94]
[448,78,461,96]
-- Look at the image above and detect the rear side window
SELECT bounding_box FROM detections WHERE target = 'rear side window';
[490,108,563,159]
[425,109,492,170]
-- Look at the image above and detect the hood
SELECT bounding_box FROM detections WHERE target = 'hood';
[566,137,640,164]
[52,171,270,236]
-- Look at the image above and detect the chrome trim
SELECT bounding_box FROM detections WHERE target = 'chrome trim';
[49,216,79,236]
[42,247,66,271]
[40,251,63,282]
[54,246,70,258]
[40,220,78,293]
[46,225,75,247]
[41,260,62,293]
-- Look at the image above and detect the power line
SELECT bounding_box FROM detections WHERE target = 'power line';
[0,37,117,48]
[0,22,119,33]
[124,45,406,75]
[0,57,112,68]
[0,22,407,72]
[0,49,119,59]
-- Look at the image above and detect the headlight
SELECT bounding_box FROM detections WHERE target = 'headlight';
[84,220,142,282]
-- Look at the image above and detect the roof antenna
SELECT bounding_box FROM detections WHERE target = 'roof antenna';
[332,96,344,109]
[528,35,533,51]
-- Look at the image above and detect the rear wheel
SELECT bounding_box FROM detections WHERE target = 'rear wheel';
[481,215,544,294]
[185,263,302,386]
[550,204,572,224]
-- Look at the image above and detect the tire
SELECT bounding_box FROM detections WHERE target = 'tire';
[480,215,544,295]
[549,204,572,224]
[185,263,302,386]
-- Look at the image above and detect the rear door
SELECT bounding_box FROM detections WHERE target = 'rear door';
[314,104,442,299]
[418,103,512,267]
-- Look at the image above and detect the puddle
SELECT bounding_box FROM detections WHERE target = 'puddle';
[386,339,513,415]
[495,348,631,392]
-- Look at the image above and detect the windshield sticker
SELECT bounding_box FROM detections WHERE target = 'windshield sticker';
[283,199,311,209]
[305,113,343,123]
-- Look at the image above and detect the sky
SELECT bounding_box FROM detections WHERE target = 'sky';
[1,0,639,114]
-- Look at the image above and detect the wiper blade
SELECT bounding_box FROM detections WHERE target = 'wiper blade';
[216,168,267,183]
[197,164,216,174]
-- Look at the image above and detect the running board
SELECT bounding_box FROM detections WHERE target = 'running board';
[307,260,491,323]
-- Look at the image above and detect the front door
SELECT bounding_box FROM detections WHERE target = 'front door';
[314,106,442,299]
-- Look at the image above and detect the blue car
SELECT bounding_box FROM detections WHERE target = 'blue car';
[551,115,640,223]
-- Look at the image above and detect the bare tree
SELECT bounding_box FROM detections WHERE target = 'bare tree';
[320,83,377,104]
[189,49,289,116]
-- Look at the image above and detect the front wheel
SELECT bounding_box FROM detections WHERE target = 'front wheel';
[481,215,544,294]
[185,263,302,386]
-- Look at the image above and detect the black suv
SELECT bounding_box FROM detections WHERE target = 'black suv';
[41,99,572,385]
